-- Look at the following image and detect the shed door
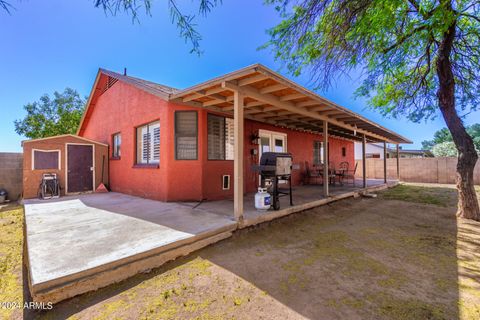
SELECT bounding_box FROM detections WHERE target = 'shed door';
[67,144,94,193]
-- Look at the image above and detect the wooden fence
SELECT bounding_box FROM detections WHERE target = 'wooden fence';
[355,157,480,185]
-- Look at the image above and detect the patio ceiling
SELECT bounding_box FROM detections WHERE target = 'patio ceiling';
[170,64,411,144]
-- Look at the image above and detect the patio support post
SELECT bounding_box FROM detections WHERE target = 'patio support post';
[362,134,367,188]
[233,90,244,221]
[323,120,329,197]
[383,141,387,184]
[396,144,400,181]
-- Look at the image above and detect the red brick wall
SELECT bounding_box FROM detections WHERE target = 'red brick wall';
[81,80,354,202]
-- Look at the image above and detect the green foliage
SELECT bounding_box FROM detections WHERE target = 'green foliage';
[422,124,480,150]
[421,128,452,149]
[431,141,458,157]
[264,0,480,123]
[14,88,86,139]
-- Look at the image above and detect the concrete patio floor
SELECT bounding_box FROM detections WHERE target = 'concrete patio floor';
[23,192,237,303]
[186,178,396,226]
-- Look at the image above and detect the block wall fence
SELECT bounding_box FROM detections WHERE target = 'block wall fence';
[356,157,480,184]
[0,152,23,200]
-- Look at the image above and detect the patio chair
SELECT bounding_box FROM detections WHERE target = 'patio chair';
[305,161,322,185]
[336,162,349,185]
[341,162,358,187]
[316,162,336,185]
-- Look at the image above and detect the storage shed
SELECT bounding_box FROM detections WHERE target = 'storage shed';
[22,134,109,199]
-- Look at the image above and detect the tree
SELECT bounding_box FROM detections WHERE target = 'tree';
[423,124,480,151]
[432,141,458,157]
[263,0,480,221]
[14,88,86,139]
[421,128,453,150]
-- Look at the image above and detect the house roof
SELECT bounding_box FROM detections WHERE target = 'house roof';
[78,64,411,144]
[389,148,434,156]
[100,69,179,97]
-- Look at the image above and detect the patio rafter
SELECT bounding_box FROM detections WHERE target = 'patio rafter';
[221,81,393,143]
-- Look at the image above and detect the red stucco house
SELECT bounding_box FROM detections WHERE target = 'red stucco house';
[78,64,410,219]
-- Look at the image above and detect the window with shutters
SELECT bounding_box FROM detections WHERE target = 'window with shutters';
[175,111,198,160]
[207,114,234,160]
[136,121,160,165]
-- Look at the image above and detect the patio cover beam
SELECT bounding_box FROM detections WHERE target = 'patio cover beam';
[233,90,244,221]
[383,141,387,183]
[362,134,367,188]
[396,144,400,180]
[323,121,329,197]
[221,81,390,143]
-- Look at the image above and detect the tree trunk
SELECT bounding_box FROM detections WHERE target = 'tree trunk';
[436,21,480,221]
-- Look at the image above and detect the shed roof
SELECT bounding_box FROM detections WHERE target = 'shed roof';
[22,134,109,147]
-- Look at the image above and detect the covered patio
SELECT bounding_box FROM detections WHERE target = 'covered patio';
[170,64,411,221]
[187,178,396,227]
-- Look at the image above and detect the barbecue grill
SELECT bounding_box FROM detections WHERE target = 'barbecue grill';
[258,152,293,210]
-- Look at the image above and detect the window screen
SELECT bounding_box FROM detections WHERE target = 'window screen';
[33,150,60,170]
[112,133,121,158]
[207,114,234,160]
[313,141,323,164]
[136,121,160,164]
[175,111,198,160]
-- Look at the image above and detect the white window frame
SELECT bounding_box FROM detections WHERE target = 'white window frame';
[31,149,61,170]
[112,132,121,158]
[207,114,234,160]
[136,121,160,165]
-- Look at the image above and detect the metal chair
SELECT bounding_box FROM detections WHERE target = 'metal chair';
[336,162,349,185]
[316,162,336,185]
[305,161,322,185]
[341,162,358,186]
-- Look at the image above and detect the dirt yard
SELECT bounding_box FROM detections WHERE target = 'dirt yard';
[1,184,480,319]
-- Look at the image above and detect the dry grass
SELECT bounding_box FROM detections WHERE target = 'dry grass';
[0,205,24,320]
[2,184,480,319]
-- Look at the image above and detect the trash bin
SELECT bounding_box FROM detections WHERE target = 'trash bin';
[0,189,7,204]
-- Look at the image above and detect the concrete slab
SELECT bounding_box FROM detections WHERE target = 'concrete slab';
[24,192,237,301]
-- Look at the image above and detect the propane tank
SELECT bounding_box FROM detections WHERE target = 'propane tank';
[255,188,271,210]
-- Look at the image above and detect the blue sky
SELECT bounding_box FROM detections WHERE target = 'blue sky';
[1,0,478,152]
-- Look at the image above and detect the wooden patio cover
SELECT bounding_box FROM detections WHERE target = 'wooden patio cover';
[170,64,411,144]
[170,64,409,220]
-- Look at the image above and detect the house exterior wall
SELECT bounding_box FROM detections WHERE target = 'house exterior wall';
[22,135,108,199]
[80,81,355,202]
[354,142,386,159]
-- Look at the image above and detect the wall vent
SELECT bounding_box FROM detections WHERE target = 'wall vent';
[222,175,230,190]
[101,76,119,94]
